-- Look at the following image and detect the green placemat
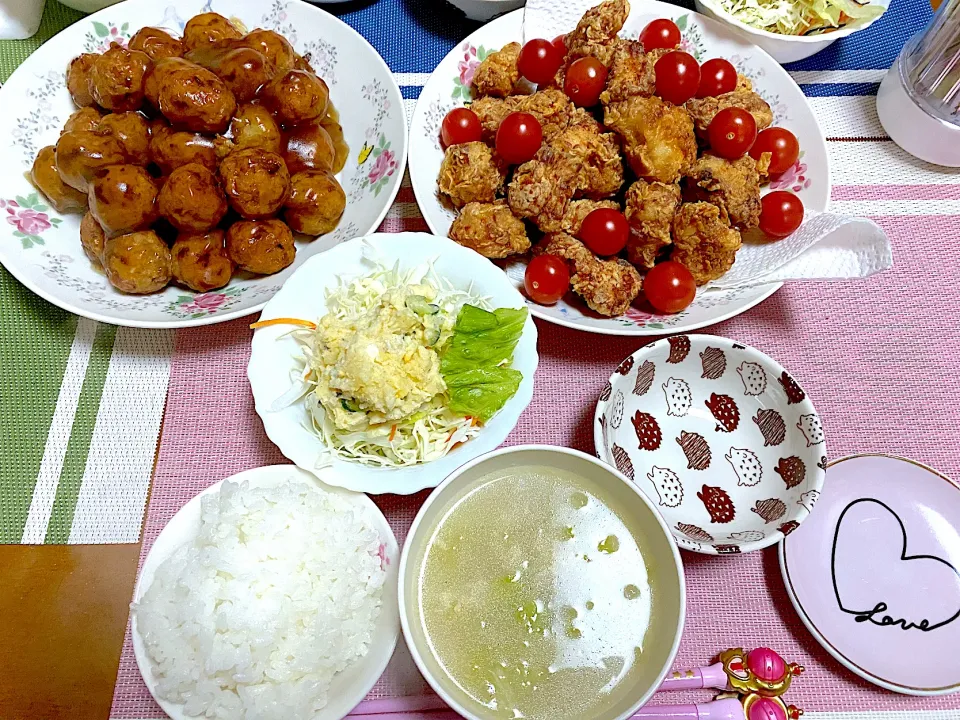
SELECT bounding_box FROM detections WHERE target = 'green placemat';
[0,4,175,545]
[0,1,86,83]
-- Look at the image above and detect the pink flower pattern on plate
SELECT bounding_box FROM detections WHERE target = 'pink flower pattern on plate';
[769,161,811,192]
[7,207,51,236]
[458,46,479,86]
[368,148,397,184]
[180,293,228,315]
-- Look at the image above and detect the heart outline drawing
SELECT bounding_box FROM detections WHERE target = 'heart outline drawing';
[831,498,960,632]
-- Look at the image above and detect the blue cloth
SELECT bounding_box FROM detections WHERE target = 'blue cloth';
[325,0,934,96]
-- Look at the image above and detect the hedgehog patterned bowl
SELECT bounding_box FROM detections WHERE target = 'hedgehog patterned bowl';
[594,334,826,555]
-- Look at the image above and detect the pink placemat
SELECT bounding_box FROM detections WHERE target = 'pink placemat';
[111,213,960,719]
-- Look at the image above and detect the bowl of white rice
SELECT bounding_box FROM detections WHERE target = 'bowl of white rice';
[131,465,399,720]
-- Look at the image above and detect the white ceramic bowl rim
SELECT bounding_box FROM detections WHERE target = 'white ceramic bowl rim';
[696,0,888,42]
[397,444,687,720]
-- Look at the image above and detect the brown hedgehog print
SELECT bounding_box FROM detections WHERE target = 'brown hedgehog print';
[599,381,612,402]
[631,411,662,451]
[612,444,634,480]
[634,360,655,396]
[698,485,736,524]
[818,455,828,471]
[705,393,740,432]
[667,335,690,363]
[779,520,800,536]
[599,415,608,449]
[677,431,711,470]
[700,347,727,379]
[753,409,786,447]
[616,356,635,375]
[610,391,625,429]
[676,522,714,543]
[752,498,787,524]
[776,456,806,489]
[779,371,806,404]
[715,544,742,554]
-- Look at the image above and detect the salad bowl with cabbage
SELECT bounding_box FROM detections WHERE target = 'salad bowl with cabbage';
[247,234,538,495]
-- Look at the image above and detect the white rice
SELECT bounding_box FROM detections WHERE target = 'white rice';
[134,479,386,720]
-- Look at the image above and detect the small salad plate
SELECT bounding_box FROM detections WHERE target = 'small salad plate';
[131,464,401,720]
[781,454,960,696]
[595,334,826,554]
[248,233,538,496]
[408,2,830,336]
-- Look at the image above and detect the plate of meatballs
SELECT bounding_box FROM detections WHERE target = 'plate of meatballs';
[0,0,406,327]
[409,0,829,335]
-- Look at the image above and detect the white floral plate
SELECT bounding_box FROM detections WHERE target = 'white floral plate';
[594,334,827,554]
[247,233,539,496]
[408,4,830,336]
[0,0,406,328]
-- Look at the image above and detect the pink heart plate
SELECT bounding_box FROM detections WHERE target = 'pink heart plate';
[780,454,960,695]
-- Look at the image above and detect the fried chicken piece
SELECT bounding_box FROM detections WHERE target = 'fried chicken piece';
[601,42,671,104]
[472,42,522,98]
[569,106,603,132]
[449,201,530,258]
[685,89,773,137]
[624,180,681,269]
[438,142,506,208]
[566,0,630,67]
[561,199,619,235]
[551,125,624,198]
[472,89,574,143]
[671,202,742,285]
[534,232,642,316]
[604,95,697,184]
[508,144,578,232]
[687,154,761,229]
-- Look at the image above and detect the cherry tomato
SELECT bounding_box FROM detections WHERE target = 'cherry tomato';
[639,19,682,51]
[524,255,570,304]
[518,38,565,85]
[578,208,629,256]
[552,35,567,57]
[707,107,757,159]
[759,191,804,239]
[696,58,737,98]
[440,108,482,147]
[654,51,700,105]
[563,56,608,107]
[495,112,543,164]
[643,261,696,314]
[749,127,800,176]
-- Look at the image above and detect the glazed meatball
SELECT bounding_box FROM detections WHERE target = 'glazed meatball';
[210,47,276,104]
[158,163,227,232]
[88,164,158,236]
[149,120,218,174]
[128,26,184,61]
[227,104,282,153]
[258,69,329,127]
[103,230,172,294]
[150,58,237,133]
[226,218,296,274]
[80,211,106,266]
[143,57,189,107]
[218,148,290,218]
[62,107,103,134]
[55,130,127,191]
[281,121,334,174]
[170,230,233,291]
[283,170,345,236]
[321,119,348,174]
[97,112,151,166]
[88,43,152,112]
[237,29,297,72]
[66,53,97,107]
[31,145,88,214]
[182,12,242,52]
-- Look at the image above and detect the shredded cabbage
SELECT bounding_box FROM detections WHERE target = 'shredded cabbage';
[715,0,885,35]
[276,251,503,469]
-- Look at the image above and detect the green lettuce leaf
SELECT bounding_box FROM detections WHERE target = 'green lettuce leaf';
[440,305,527,422]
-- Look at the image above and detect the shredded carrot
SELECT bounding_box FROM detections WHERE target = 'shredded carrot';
[249,317,317,330]
[389,424,398,442]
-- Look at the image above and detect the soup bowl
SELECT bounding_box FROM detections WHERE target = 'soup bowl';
[398,445,685,720]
